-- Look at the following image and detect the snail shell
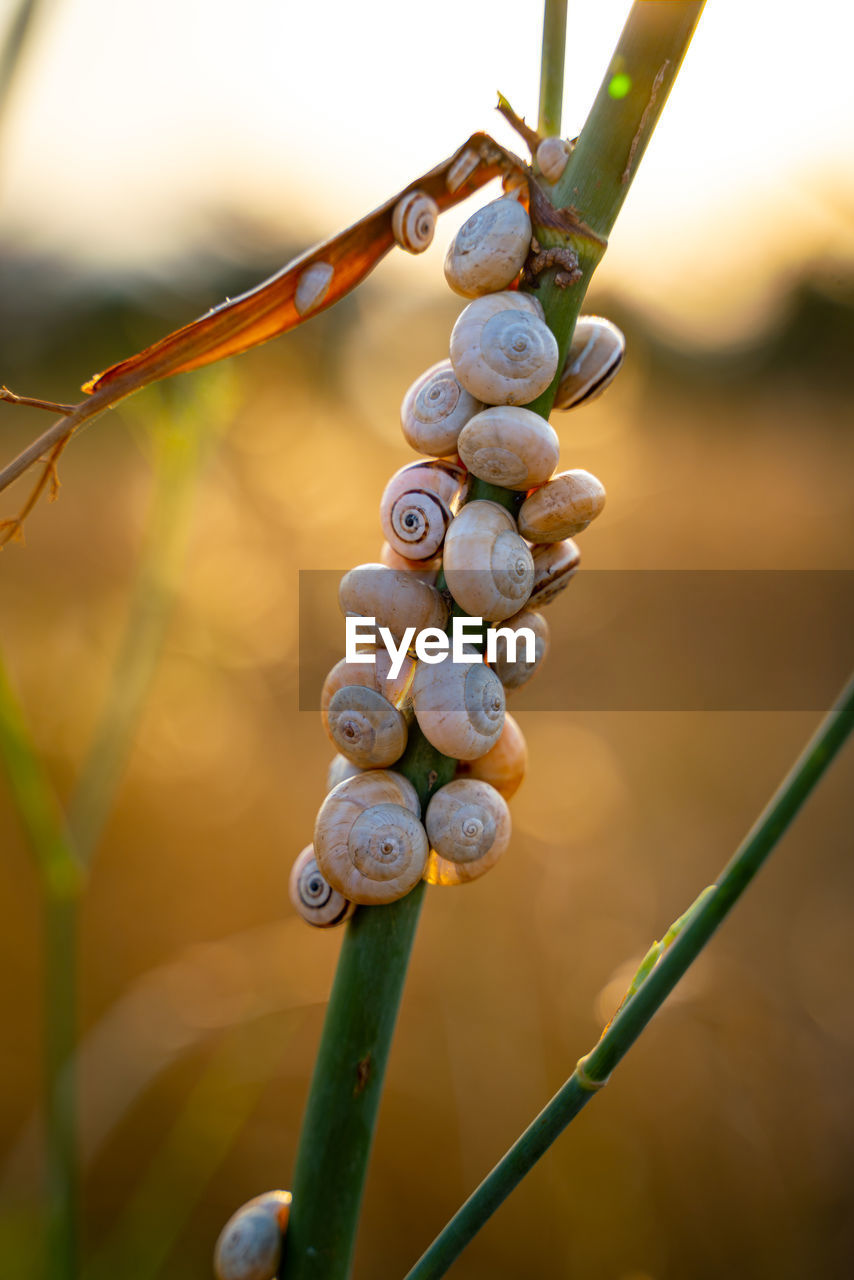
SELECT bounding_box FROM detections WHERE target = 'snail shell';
[214,1190,292,1280]
[490,608,550,689]
[289,844,355,928]
[379,460,465,561]
[314,770,427,904]
[444,195,532,299]
[554,315,626,410]
[456,711,527,799]
[424,778,511,886]
[446,147,480,193]
[528,539,581,608]
[379,541,441,584]
[321,651,415,728]
[518,470,606,541]
[457,406,559,490]
[536,136,570,184]
[443,501,534,622]
[450,291,559,406]
[294,262,334,316]
[327,753,364,792]
[392,190,439,253]
[400,359,484,457]
[326,685,408,768]
[412,655,505,760]
[339,564,448,641]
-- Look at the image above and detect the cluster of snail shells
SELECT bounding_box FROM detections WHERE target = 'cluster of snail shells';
[288,187,625,927]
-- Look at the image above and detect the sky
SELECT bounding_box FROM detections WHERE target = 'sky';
[1,0,852,339]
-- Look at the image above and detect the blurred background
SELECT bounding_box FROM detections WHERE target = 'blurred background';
[0,1,852,1277]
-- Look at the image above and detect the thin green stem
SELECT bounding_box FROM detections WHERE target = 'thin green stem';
[538,0,567,137]
[406,672,854,1279]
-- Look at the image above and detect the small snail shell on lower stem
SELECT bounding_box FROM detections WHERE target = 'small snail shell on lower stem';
[379,541,442,584]
[443,501,534,622]
[457,406,559,490]
[424,778,511,885]
[518,470,606,541]
[400,359,484,457]
[294,261,334,316]
[444,195,532,299]
[214,1190,292,1280]
[289,845,355,927]
[450,292,559,406]
[456,711,527,799]
[528,539,581,607]
[379,460,464,561]
[490,608,550,689]
[315,770,427,904]
[412,655,505,760]
[339,564,448,641]
[536,136,570,184]
[392,190,439,253]
[326,686,408,768]
[553,315,626,410]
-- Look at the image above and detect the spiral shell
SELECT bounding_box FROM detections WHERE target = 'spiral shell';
[446,147,480,193]
[400,359,484,457]
[289,845,355,928]
[443,501,534,622]
[529,539,581,608]
[315,770,427,904]
[450,292,559,406]
[457,406,559,490]
[412,656,505,760]
[536,136,570,184]
[553,315,626,410]
[392,190,439,253]
[321,651,415,729]
[489,608,549,689]
[518,470,606,541]
[294,262,333,316]
[339,564,448,641]
[214,1190,292,1280]
[379,460,464,561]
[327,754,364,792]
[423,778,511,885]
[444,195,532,298]
[456,712,527,799]
[326,686,408,768]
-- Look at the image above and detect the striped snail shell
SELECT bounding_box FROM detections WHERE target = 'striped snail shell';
[443,501,534,622]
[528,539,581,608]
[490,608,550,689]
[518,470,606,541]
[392,190,439,253]
[536,136,570,184]
[450,292,559,406]
[214,1190,292,1280]
[326,685,408,768]
[456,711,527,799]
[445,147,480,194]
[412,655,505,760]
[294,261,334,316]
[553,315,625,410]
[444,195,532,299]
[400,359,484,457]
[314,770,427,904]
[457,406,559,491]
[379,541,442,583]
[424,778,511,885]
[379,460,464,561]
[339,564,448,642]
[289,845,355,928]
[327,753,364,792]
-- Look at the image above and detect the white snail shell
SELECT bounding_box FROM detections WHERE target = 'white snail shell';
[379,541,441,584]
[456,711,527,799]
[490,608,550,689]
[214,1190,292,1280]
[326,686,408,768]
[321,651,415,729]
[327,754,364,792]
[443,501,534,622]
[445,147,480,193]
[289,844,356,928]
[339,564,448,642]
[444,195,532,299]
[379,460,464,561]
[457,406,559,490]
[536,136,570,184]
[518,470,606,541]
[450,292,559,406]
[528,539,581,607]
[392,190,439,254]
[424,778,511,885]
[412,655,505,760]
[400,359,484,457]
[553,315,626,410]
[294,261,334,316]
[314,770,427,905]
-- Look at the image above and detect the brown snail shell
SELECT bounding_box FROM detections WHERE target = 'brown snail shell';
[379,460,464,561]
[423,778,511,885]
[339,564,448,642]
[289,845,355,928]
[321,651,415,731]
[553,315,626,410]
[412,656,505,760]
[379,541,442,583]
[326,685,408,768]
[457,406,559,491]
[392,190,439,253]
[449,292,559,406]
[443,501,534,622]
[456,712,527,799]
[214,1190,292,1280]
[443,195,532,299]
[400,359,485,458]
[489,608,550,689]
[528,539,581,608]
[326,754,364,792]
[518,470,606,541]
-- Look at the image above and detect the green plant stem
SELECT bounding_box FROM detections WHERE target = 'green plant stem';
[538,0,567,138]
[406,671,854,1279]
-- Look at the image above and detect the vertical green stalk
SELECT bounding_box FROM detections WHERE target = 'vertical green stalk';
[538,0,567,137]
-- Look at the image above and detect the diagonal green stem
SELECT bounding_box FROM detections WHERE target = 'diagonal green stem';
[538,0,568,138]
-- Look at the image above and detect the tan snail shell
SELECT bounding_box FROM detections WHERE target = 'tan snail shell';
[490,608,550,689]
[457,406,559,490]
[379,460,464,561]
[450,292,559,406]
[326,686,409,768]
[214,1190,292,1280]
[289,844,356,928]
[528,539,581,607]
[400,359,485,457]
[553,315,626,410]
[327,753,364,792]
[412,655,505,760]
[443,501,534,622]
[518,470,606,541]
[536,136,570,184]
[321,651,415,728]
[445,147,480,193]
[379,541,442,584]
[443,195,532,299]
[423,778,511,886]
[456,711,527,799]
[314,770,427,904]
[392,190,439,253]
[339,564,448,641]
[294,261,334,316]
